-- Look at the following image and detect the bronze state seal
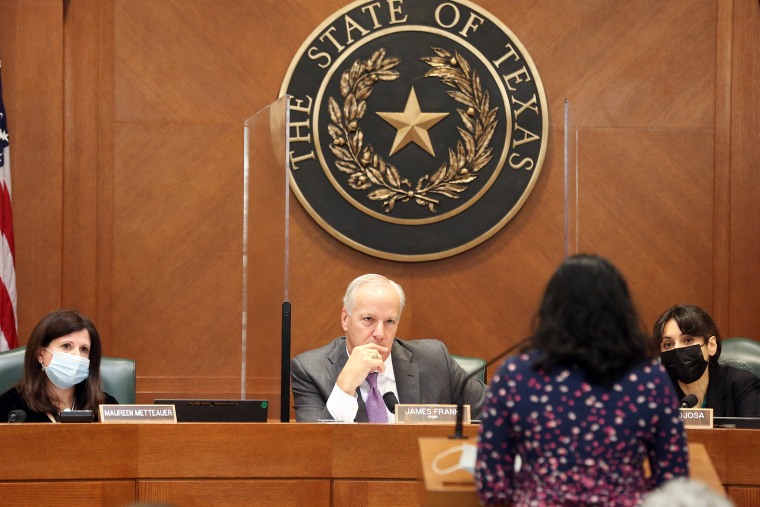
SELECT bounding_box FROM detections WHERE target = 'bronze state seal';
[280,0,548,261]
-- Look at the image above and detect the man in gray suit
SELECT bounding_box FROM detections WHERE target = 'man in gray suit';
[291,274,486,422]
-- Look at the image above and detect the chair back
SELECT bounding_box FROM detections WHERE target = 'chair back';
[101,357,136,404]
[0,347,25,394]
[719,338,760,380]
[719,337,760,414]
[0,346,136,404]
[452,354,486,384]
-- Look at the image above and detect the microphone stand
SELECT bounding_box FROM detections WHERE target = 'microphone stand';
[452,399,468,439]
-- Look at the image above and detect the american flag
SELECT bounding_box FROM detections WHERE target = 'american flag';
[0,63,18,351]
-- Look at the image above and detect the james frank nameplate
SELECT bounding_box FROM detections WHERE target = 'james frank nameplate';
[395,404,470,424]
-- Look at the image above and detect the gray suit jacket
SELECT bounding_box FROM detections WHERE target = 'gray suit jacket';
[290,337,486,422]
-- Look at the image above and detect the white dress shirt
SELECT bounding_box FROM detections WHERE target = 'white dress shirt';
[326,351,398,422]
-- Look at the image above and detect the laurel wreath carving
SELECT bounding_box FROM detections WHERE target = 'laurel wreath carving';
[327,47,498,213]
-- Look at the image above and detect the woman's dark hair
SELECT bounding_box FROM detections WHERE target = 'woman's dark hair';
[528,254,654,387]
[18,309,106,413]
[652,304,721,366]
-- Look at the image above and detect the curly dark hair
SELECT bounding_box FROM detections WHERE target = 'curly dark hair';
[652,304,721,367]
[528,254,655,387]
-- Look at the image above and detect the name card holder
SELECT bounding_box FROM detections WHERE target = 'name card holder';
[395,404,470,424]
[99,404,177,424]
[680,408,713,428]
[417,437,479,507]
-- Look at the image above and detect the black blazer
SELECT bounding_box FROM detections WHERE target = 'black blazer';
[0,387,119,422]
[672,363,760,417]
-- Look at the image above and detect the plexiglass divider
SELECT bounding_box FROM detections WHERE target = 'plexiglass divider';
[243,96,577,421]
[563,98,579,257]
[242,95,291,421]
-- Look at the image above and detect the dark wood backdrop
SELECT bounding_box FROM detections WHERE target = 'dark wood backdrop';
[1,0,758,414]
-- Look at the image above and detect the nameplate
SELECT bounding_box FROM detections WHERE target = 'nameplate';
[680,408,713,428]
[395,404,470,424]
[99,404,177,424]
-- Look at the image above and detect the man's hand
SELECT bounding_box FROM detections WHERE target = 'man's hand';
[336,343,388,395]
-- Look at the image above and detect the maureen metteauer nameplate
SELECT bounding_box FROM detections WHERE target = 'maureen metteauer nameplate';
[680,408,713,428]
[395,404,470,424]
[99,404,177,424]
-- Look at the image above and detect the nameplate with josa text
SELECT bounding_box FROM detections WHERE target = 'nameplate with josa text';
[395,404,470,424]
[680,408,713,428]
[99,404,177,424]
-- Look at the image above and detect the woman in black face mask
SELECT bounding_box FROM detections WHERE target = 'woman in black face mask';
[652,304,760,417]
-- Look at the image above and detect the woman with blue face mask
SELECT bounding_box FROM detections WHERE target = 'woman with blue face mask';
[653,304,760,417]
[0,310,118,423]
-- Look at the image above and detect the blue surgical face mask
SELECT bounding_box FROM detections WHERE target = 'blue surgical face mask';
[42,348,90,389]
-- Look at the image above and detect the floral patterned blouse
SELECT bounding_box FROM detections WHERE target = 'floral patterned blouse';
[476,352,688,506]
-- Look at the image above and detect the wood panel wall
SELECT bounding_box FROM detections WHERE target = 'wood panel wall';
[0,0,64,338]
[1,1,758,415]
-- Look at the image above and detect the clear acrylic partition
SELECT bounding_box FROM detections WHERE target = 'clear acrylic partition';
[563,98,580,257]
[242,95,291,421]
[243,96,578,421]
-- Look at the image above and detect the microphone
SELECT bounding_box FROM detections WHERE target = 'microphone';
[680,394,698,409]
[451,340,526,440]
[8,409,27,423]
[383,391,398,414]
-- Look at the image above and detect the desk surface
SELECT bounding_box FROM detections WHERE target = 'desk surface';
[0,424,756,507]
[0,423,479,481]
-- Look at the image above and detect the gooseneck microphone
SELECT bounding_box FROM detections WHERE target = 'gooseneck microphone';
[680,394,698,409]
[451,340,526,440]
[8,409,27,423]
[383,391,399,414]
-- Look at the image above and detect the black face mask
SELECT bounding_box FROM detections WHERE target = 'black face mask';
[661,344,708,384]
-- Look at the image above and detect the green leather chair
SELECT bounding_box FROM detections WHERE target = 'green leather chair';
[452,354,487,383]
[719,338,760,380]
[0,346,136,404]
[719,337,760,414]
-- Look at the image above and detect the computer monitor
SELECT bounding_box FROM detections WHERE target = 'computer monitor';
[713,416,760,429]
[154,399,268,423]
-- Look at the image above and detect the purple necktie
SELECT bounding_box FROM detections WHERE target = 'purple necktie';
[365,372,388,423]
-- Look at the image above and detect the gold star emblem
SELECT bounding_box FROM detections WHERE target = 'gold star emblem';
[376,87,448,157]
